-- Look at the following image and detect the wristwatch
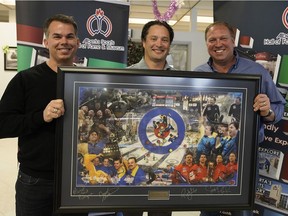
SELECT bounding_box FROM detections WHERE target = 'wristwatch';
[263,109,273,117]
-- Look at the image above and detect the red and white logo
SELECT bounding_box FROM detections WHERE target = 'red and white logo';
[86,8,112,37]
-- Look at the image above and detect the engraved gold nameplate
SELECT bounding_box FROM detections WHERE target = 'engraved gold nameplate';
[148,190,170,200]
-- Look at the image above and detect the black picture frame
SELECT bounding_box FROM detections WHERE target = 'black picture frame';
[55,67,261,213]
[4,46,17,71]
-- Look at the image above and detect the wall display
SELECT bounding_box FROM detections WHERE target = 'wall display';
[4,46,17,71]
[214,1,288,215]
[258,147,284,180]
[16,0,129,71]
[54,67,260,213]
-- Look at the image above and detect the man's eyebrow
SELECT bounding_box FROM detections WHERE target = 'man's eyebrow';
[51,32,75,36]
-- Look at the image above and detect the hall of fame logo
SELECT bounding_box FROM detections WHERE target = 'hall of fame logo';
[86,8,112,37]
[138,108,185,154]
[263,7,288,45]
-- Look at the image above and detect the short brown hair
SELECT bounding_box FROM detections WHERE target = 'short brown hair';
[43,14,78,38]
[205,21,235,41]
[141,20,174,44]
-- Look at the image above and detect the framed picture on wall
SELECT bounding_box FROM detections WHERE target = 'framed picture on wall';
[4,46,17,71]
[54,67,261,213]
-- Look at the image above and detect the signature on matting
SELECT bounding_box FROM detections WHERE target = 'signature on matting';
[73,187,91,200]
[99,187,120,202]
[205,186,231,194]
[181,188,198,200]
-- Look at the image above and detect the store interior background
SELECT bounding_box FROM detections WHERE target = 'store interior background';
[0,1,213,215]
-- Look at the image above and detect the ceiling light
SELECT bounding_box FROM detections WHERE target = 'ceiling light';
[129,18,155,25]
[0,0,15,6]
[129,15,191,26]
[197,16,213,23]
[129,18,177,25]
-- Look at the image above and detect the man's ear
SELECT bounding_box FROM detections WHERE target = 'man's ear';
[43,39,48,48]
[232,38,236,47]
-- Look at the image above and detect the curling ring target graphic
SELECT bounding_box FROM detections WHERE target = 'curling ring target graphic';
[138,108,185,154]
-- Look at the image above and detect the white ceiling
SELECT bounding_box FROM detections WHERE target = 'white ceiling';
[0,0,213,31]
[128,0,213,31]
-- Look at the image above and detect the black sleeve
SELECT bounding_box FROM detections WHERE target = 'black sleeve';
[0,72,45,138]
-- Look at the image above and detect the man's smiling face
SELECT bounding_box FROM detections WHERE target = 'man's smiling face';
[44,20,79,66]
[142,25,171,63]
[206,24,235,65]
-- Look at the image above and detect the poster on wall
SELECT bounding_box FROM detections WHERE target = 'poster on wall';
[15,0,129,71]
[214,1,288,216]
